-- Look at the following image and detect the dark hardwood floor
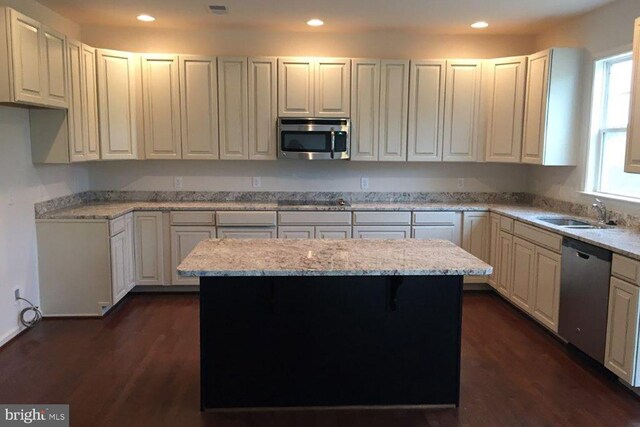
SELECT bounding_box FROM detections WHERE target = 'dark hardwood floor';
[1,292,639,426]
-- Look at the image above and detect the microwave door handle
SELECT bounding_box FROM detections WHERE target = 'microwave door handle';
[330,131,336,159]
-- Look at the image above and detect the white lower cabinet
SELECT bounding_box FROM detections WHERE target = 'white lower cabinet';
[171,226,216,285]
[134,212,165,286]
[110,229,128,304]
[279,226,314,239]
[316,226,352,239]
[353,226,411,239]
[412,226,460,244]
[510,236,536,313]
[605,277,640,385]
[462,212,490,283]
[217,227,277,239]
[496,231,513,297]
[531,246,561,332]
[488,214,500,288]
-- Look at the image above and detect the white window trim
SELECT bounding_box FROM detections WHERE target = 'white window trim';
[584,45,638,204]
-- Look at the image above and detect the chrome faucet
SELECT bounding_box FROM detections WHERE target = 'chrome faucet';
[592,198,608,224]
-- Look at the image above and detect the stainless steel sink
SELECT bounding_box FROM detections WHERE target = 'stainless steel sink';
[537,217,601,229]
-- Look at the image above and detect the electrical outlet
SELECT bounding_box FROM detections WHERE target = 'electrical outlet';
[361,177,369,190]
[457,178,465,190]
[174,176,184,190]
[252,177,262,188]
[7,188,15,206]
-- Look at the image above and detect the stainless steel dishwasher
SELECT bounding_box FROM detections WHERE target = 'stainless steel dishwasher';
[558,238,612,363]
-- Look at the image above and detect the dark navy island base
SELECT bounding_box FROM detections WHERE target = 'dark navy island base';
[199,275,464,411]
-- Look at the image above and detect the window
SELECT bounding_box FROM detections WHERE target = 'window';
[588,52,640,200]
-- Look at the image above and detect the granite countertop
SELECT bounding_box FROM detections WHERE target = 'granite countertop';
[177,238,493,277]
[35,200,640,262]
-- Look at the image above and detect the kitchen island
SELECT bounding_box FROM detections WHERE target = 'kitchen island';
[178,239,492,411]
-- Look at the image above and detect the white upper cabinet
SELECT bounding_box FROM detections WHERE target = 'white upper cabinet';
[485,56,527,163]
[0,8,68,108]
[278,57,350,118]
[408,60,446,161]
[379,60,410,161]
[96,49,139,160]
[278,57,314,117]
[443,60,482,162]
[350,59,380,161]
[522,48,583,166]
[218,57,249,160]
[248,57,278,160]
[314,58,351,117]
[142,54,182,160]
[82,44,100,160]
[179,55,219,160]
[626,17,640,173]
[67,39,85,162]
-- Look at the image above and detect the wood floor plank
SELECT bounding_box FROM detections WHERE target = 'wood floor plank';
[0,292,638,426]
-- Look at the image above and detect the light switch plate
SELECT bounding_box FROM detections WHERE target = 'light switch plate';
[252,177,262,188]
[174,176,184,190]
[457,178,465,190]
[361,177,369,190]
[7,188,15,206]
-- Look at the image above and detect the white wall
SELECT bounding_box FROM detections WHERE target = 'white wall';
[88,161,531,193]
[0,1,87,345]
[532,0,640,215]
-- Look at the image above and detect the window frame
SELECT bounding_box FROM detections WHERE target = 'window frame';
[585,49,638,201]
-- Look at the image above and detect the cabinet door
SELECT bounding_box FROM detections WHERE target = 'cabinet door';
[142,54,182,159]
[316,226,352,239]
[522,50,550,165]
[110,232,127,304]
[217,227,276,239]
[124,213,136,291]
[443,60,482,162]
[412,226,461,245]
[626,18,640,174]
[315,58,350,117]
[378,60,409,161]
[353,226,411,239]
[67,39,85,162]
[496,231,513,297]
[531,246,561,332]
[42,26,67,108]
[8,9,45,105]
[218,57,249,160]
[82,44,100,160]
[485,56,526,163]
[278,226,314,239]
[248,57,277,160]
[179,55,219,160]
[278,57,314,117]
[350,59,380,161]
[134,212,165,285]
[488,214,501,288]
[462,212,490,262]
[605,277,640,385]
[408,60,446,161]
[96,49,139,160]
[171,226,216,285]
[511,237,535,312]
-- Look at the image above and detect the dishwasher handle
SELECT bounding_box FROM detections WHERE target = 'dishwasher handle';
[576,252,591,260]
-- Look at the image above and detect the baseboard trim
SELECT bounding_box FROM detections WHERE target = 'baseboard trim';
[131,285,199,293]
[0,326,26,350]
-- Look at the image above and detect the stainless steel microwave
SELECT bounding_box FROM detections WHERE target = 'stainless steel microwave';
[277,118,350,160]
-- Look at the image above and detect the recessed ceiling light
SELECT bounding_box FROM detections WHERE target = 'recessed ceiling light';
[137,14,156,22]
[307,19,324,27]
[471,21,489,29]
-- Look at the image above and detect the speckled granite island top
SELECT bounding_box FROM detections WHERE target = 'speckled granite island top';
[177,238,493,277]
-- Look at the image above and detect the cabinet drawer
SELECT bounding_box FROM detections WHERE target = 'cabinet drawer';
[354,211,411,225]
[353,226,411,239]
[110,216,126,236]
[412,211,459,226]
[216,211,277,226]
[217,227,276,239]
[278,211,352,226]
[513,221,562,253]
[612,254,640,286]
[500,216,514,233]
[170,211,216,225]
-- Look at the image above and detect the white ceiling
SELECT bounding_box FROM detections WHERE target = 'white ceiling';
[36,0,615,34]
